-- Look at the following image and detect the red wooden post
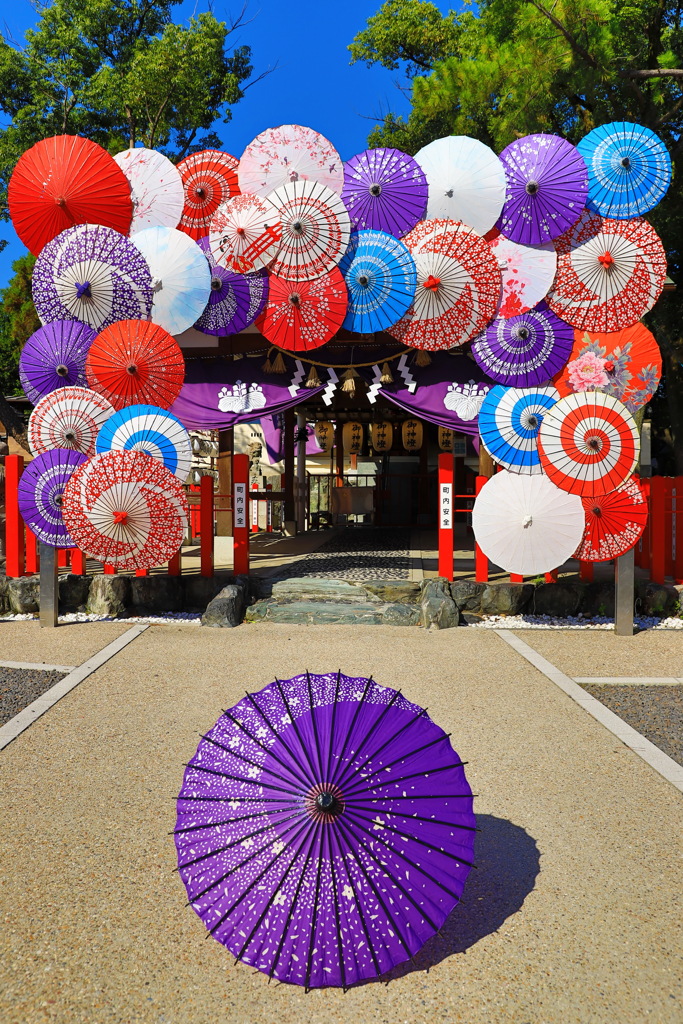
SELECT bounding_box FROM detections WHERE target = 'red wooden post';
[4,455,25,578]
[544,569,558,583]
[639,478,651,571]
[135,568,149,577]
[437,452,454,580]
[674,476,683,584]
[200,474,214,577]
[266,482,273,533]
[650,476,666,583]
[509,574,523,583]
[168,549,181,576]
[103,565,117,574]
[251,480,259,533]
[57,548,68,568]
[665,478,675,580]
[579,561,594,581]
[233,453,250,575]
[25,529,39,575]
[474,475,489,583]
[71,549,87,575]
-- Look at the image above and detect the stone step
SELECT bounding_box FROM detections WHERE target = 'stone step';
[245,599,420,626]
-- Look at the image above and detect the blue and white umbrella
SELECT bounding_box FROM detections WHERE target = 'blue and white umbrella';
[577,121,671,219]
[131,226,211,335]
[96,404,192,482]
[478,385,559,474]
[340,229,416,333]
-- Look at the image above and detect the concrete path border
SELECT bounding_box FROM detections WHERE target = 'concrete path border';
[496,629,683,795]
[0,660,76,672]
[0,624,149,752]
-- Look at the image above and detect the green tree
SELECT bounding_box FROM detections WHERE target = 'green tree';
[0,255,38,447]
[350,0,683,469]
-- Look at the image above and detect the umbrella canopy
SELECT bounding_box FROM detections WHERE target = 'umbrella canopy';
[209,193,282,274]
[497,135,588,245]
[28,386,114,457]
[537,391,640,497]
[19,320,97,404]
[17,448,87,548]
[386,218,502,350]
[487,231,557,318]
[577,121,672,219]
[238,124,344,196]
[175,670,475,988]
[472,470,585,575]
[341,148,428,237]
[176,149,240,240]
[32,224,154,331]
[131,226,211,335]
[86,320,185,411]
[96,403,192,482]
[478,384,559,474]
[574,475,648,562]
[113,147,184,233]
[194,237,268,336]
[553,323,662,413]
[470,302,574,387]
[340,230,416,333]
[256,269,347,352]
[546,210,667,333]
[267,180,351,283]
[62,449,188,570]
[8,135,132,256]
[414,136,506,235]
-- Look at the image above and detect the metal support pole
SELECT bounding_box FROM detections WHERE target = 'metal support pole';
[296,410,306,534]
[614,546,635,636]
[39,543,58,628]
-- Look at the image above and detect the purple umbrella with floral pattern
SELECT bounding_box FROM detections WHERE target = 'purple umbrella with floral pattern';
[17,448,86,547]
[19,320,97,405]
[194,237,268,336]
[175,670,475,989]
[470,301,574,387]
[341,148,428,238]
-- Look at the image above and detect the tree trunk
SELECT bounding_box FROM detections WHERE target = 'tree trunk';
[663,349,683,474]
[0,394,29,452]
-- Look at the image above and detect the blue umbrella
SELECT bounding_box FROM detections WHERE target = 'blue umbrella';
[577,121,671,219]
[478,385,559,474]
[96,404,192,481]
[340,229,416,333]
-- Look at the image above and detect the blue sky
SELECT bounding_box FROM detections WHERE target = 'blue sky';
[0,0,430,287]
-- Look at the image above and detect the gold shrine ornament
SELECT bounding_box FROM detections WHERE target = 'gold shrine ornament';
[438,426,455,451]
[401,418,423,451]
[370,421,393,452]
[342,421,364,454]
[314,421,334,453]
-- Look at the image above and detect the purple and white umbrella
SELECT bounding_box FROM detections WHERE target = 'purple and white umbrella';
[497,135,588,245]
[17,448,87,548]
[470,302,575,387]
[341,148,428,238]
[32,224,154,331]
[19,320,97,405]
[175,670,475,989]
[194,237,268,336]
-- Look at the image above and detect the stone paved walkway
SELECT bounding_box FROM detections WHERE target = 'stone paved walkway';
[272,527,412,581]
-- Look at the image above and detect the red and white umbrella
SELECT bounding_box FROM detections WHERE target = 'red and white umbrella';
[574,475,648,562]
[546,210,667,332]
[113,148,184,233]
[537,391,640,497]
[176,150,240,240]
[62,449,188,571]
[28,386,114,457]
[238,124,344,196]
[266,180,351,282]
[209,193,282,274]
[256,268,347,351]
[386,218,502,350]
[486,230,557,318]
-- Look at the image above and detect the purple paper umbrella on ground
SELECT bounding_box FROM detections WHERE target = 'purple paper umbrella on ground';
[341,148,428,238]
[17,448,87,547]
[19,320,97,405]
[194,237,268,336]
[497,135,588,245]
[471,301,575,388]
[175,671,476,989]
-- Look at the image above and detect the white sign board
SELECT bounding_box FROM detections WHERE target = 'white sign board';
[439,482,453,530]
[234,482,247,529]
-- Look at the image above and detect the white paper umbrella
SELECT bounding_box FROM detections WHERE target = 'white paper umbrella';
[131,226,211,335]
[472,470,585,575]
[28,386,114,457]
[267,180,351,282]
[114,148,184,233]
[487,232,557,317]
[414,136,506,235]
[239,124,344,196]
[209,193,282,274]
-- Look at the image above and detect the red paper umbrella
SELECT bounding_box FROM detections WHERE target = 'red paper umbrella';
[386,218,502,351]
[537,391,640,497]
[256,269,347,351]
[62,450,188,571]
[8,135,133,256]
[546,210,667,332]
[574,475,648,562]
[176,150,240,240]
[86,320,185,410]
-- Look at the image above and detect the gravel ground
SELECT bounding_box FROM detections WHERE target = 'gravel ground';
[0,667,67,726]
[579,683,683,765]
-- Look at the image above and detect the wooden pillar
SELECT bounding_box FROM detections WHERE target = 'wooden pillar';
[233,453,250,575]
[283,408,295,530]
[438,452,454,580]
[418,440,429,516]
[4,454,25,578]
[200,474,214,577]
[478,442,495,479]
[335,420,344,486]
[216,427,233,536]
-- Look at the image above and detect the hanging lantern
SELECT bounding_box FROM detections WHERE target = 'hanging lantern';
[371,421,393,453]
[438,426,454,451]
[342,420,364,454]
[314,420,334,452]
[402,418,423,451]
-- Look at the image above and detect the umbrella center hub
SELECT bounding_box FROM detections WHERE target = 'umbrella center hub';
[113,510,129,525]
[592,505,603,516]
[369,183,382,197]
[75,281,92,299]
[288,292,301,307]
[151,276,163,292]
[516,326,531,341]
[126,363,138,375]
[56,364,69,377]
[291,219,304,235]
[621,156,631,169]
[288,170,299,182]
[525,180,539,196]
[423,274,441,292]
[211,276,223,292]
[236,226,246,235]
[358,274,370,287]
[526,414,538,429]
[587,434,603,452]
[195,186,206,198]
[598,251,615,269]
[307,783,345,823]
[64,430,76,443]
[54,495,63,507]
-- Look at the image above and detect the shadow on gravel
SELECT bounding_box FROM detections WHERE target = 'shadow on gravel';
[368,813,541,984]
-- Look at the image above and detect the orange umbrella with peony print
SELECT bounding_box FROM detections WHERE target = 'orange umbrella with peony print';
[552,323,662,413]
[574,476,648,562]
[256,268,347,352]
